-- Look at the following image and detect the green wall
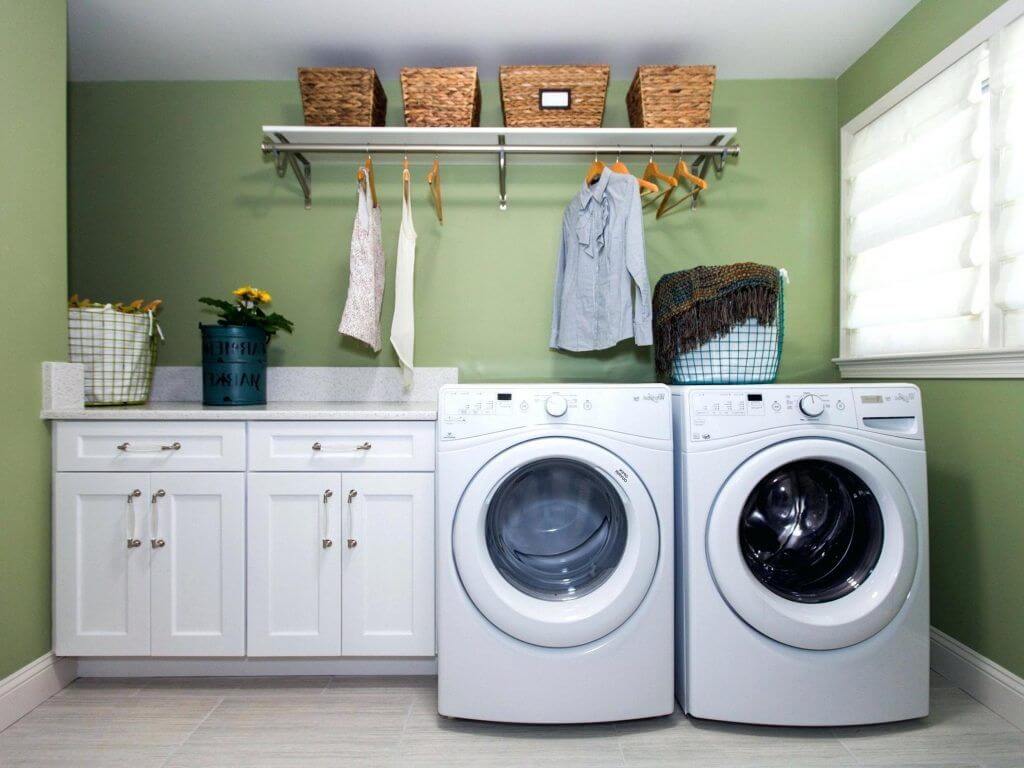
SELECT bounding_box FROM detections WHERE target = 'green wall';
[0,1,67,679]
[839,0,1024,677]
[69,79,838,383]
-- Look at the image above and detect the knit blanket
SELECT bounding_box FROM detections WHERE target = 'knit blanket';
[653,263,782,382]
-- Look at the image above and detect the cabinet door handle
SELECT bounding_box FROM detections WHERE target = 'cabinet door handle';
[346,489,358,548]
[321,489,334,548]
[117,441,181,453]
[125,489,142,548]
[150,489,166,548]
[311,441,372,453]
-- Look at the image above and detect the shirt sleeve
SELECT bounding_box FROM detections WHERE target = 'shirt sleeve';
[625,187,653,346]
[549,210,570,349]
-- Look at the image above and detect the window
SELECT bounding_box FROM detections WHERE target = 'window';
[838,5,1024,377]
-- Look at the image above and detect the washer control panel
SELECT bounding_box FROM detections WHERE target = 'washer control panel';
[683,386,922,443]
[440,385,671,442]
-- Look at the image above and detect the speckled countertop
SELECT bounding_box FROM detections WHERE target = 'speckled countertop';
[41,401,438,421]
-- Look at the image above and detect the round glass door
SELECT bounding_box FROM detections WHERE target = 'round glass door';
[485,458,628,602]
[706,439,918,650]
[739,460,884,604]
[452,437,660,648]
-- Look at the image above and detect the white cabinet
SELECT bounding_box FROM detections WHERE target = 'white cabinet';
[247,473,342,656]
[54,473,152,656]
[342,473,435,656]
[54,472,244,657]
[149,473,246,656]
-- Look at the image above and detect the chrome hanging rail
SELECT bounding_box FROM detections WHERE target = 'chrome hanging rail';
[261,134,740,210]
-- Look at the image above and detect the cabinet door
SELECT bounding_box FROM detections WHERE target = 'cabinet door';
[341,473,435,656]
[247,473,342,656]
[54,473,151,656]
[150,473,245,656]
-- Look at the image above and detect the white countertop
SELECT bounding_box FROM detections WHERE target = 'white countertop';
[42,401,438,421]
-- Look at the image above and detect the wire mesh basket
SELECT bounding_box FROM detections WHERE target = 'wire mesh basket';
[668,285,785,385]
[68,306,160,405]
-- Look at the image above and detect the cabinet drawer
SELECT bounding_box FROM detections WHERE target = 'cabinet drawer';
[55,422,246,472]
[249,421,435,472]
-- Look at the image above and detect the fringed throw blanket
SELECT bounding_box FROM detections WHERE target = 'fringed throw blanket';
[653,263,782,382]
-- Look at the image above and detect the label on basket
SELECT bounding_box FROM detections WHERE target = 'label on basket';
[538,89,571,109]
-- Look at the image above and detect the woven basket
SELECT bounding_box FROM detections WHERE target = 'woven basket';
[400,67,481,127]
[627,65,716,128]
[297,67,387,127]
[499,65,610,127]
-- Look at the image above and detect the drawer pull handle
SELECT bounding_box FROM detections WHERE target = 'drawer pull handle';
[117,441,182,453]
[347,489,358,548]
[322,489,334,549]
[125,489,142,548]
[311,441,373,453]
[151,489,166,549]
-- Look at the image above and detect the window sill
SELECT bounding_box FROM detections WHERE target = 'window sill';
[833,348,1024,379]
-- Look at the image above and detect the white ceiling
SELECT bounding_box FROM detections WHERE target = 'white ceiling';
[67,0,919,82]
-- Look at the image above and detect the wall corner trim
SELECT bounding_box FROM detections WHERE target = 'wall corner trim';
[931,627,1024,731]
[0,652,77,733]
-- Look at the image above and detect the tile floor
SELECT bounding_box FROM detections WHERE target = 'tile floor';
[0,672,1021,767]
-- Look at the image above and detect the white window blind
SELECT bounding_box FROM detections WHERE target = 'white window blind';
[844,47,990,357]
[992,13,1024,346]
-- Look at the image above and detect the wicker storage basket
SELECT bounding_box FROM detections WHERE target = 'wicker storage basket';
[400,67,481,127]
[627,65,716,128]
[499,65,610,127]
[297,67,387,127]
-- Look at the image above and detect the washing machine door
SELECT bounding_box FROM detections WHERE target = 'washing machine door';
[453,437,660,648]
[707,438,918,650]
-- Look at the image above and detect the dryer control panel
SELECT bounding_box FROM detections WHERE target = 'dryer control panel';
[679,385,922,443]
[439,385,672,442]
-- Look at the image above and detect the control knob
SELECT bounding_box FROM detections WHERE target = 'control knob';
[545,394,568,417]
[798,394,825,418]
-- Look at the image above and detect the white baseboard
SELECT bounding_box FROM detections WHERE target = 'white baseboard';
[0,653,77,732]
[75,657,437,678]
[931,627,1024,731]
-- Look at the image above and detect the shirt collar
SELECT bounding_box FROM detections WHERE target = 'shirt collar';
[580,166,612,209]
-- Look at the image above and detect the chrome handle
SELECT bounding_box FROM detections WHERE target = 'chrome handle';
[150,489,166,548]
[126,489,142,548]
[311,441,372,453]
[117,441,181,453]
[322,489,334,548]
[346,489,358,548]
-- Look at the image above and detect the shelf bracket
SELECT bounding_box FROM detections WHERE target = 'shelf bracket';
[272,133,312,209]
[690,135,724,210]
[497,136,508,210]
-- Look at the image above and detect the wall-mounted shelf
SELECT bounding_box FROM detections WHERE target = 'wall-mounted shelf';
[260,126,739,210]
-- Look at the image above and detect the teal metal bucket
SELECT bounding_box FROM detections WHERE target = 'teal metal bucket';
[200,325,269,406]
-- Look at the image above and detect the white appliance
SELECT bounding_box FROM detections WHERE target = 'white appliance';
[673,384,929,726]
[437,384,674,723]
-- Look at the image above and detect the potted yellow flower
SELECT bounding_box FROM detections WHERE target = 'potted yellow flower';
[198,286,294,406]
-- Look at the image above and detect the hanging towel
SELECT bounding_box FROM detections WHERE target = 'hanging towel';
[391,178,417,387]
[339,178,385,351]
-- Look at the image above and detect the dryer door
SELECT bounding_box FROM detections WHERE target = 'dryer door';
[707,438,919,650]
[453,437,660,648]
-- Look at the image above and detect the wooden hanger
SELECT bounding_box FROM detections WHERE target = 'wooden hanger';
[402,156,411,204]
[641,151,678,206]
[656,156,709,219]
[427,156,443,224]
[609,150,660,194]
[585,154,606,185]
[364,152,378,208]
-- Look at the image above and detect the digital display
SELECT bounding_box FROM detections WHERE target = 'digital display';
[497,393,512,401]
[747,394,763,402]
[861,395,884,404]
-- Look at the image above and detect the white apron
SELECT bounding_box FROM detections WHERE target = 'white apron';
[390,173,416,387]
[339,177,384,351]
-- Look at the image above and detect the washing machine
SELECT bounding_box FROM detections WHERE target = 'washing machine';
[436,384,674,723]
[672,384,929,726]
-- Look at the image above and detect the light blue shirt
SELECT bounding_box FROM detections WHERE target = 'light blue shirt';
[550,167,653,351]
